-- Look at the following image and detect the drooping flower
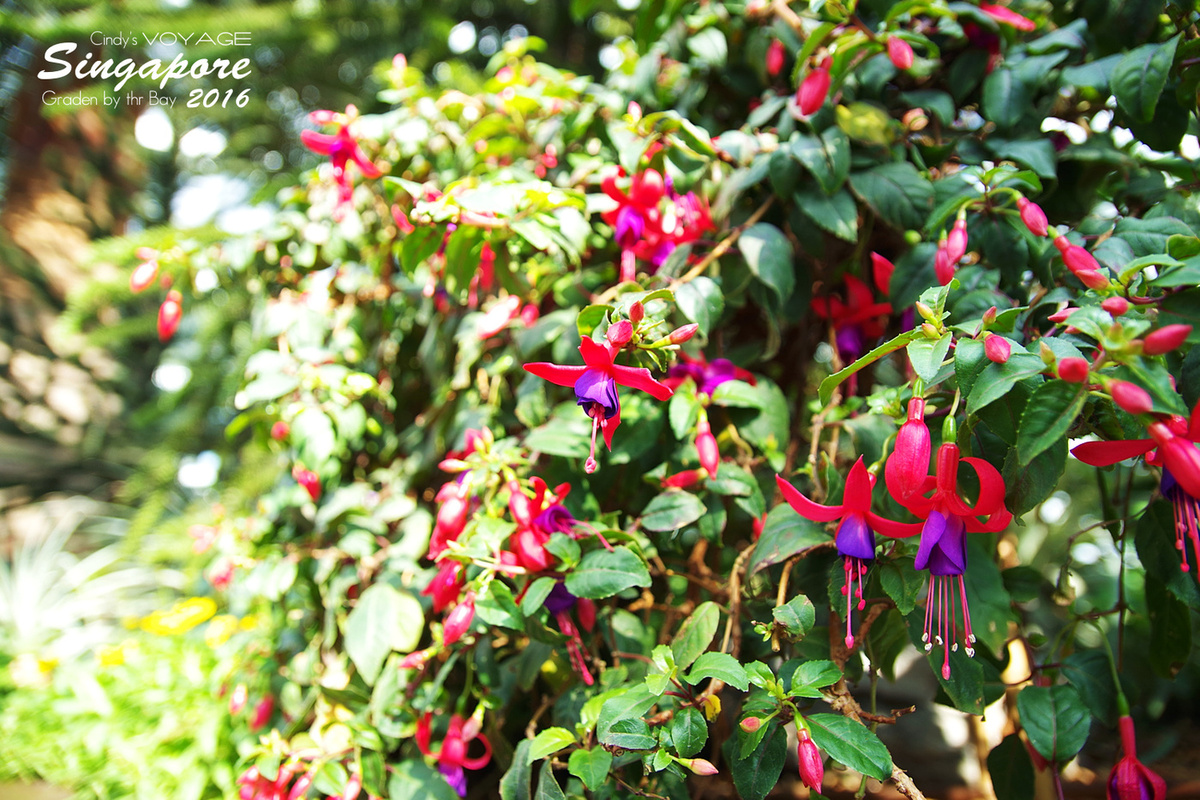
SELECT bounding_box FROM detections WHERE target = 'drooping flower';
[1107,716,1167,800]
[545,582,597,685]
[1072,400,1200,576]
[249,695,274,732]
[423,560,466,613]
[885,398,931,506]
[524,330,673,473]
[776,457,922,648]
[300,105,384,219]
[810,274,892,368]
[885,442,1012,679]
[442,591,476,645]
[797,727,825,791]
[429,480,471,559]
[416,712,493,797]
[695,415,720,477]
[600,169,713,282]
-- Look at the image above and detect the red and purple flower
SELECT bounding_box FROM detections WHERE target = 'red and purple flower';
[416,712,493,797]
[1108,716,1167,800]
[777,457,922,648]
[524,328,673,472]
[300,106,384,219]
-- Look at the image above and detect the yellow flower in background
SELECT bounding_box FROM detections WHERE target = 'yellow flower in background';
[204,614,239,648]
[140,596,218,636]
[238,614,260,631]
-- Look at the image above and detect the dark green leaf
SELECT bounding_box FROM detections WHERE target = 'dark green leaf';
[568,748,612,791]
[564,546,651,599]
[1017,685,1090,763]
[641,491,707,532]
[988,735,1035,800]
[1062,650,1118,727]
[1004,437,1067,517]
[880,558,922,616]
[730,722,787,800]
[676,276,724,337]
[684,652,750,691]
[849,162,934,231]
[806,714,893,780]
[749,504,832,575]
[1146,575,1192,678]
[773,594,816,639]
[788,660,842,699]
[671,707,708,757]
[600,717,657,751]
[671,601,721,669]
[791,129,850,194]
[1016,380,1086,466]
[534,761,567,800]
[793,187,859,243]
[1112,36,1181,123]
[740,223,795,303]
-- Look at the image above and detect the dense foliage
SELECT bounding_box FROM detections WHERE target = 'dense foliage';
[11,1,1200,799]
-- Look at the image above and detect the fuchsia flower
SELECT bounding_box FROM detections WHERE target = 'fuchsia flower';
[292,465,321,502]
[423,560,466,613]
[600,169,713,282]
[524,327,673,473]
[300,106,384,218]
[777,458,922,648]
[1108,716,1167,800]
[544,582,597,685]
[429,480,470,559]
[664,352,756,397]
[130,248,159,293]
[158,290,183,342]
[811,274,892,367]
[416,712,493,797]
[442,592,476,645]
[886,439,1012,678]
[696,416,720,476]
[1073,399,1200,576]
[766,39,786,77]
[797,728,825,792]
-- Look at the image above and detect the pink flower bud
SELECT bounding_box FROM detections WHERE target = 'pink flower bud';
[1057,357,1090,383]
[696,424,720,477]
[130,259,159,293]
[870,252,894,295]
[797,730,824,791]
[797,66,831,116]
[629,301,645,324]
[392,205,415,233]
[946,219,968,263]
[934,245,955,285]
[887,36,914,70]
[739,716,762,733]
[982,305,998,326]
[663,469,706,489]
[342,773,362,800]
[1016,196,1048,237]
[885,398,930,503]
[520,304,540,327]
[287,771,315,800]
[271,421,290,441]
[1101,297,1130,316]
[249,695,274,732]
[292,466,322,502]
[443,592,476,645]
[1062,244,1099,275]
[681,758,719,776]
[1142,324,1192,355]
[1111,380,1152,415]
[512,526,553,572]
[766,39,785,77]
[423,560,465,612]
[980,2,1036,31]
[398,649,434,669]
[607,319,634,347]
[984,334,1011,364]
[1048,307,1078,324]
[577,598,596,632]
[668,323,699,344]
[158,290,183,342]
[1075,269,1110,291]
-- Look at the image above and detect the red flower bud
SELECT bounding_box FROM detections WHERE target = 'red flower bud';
[1016,196,1048,237]
[629,169,665,207]
[398,648,434,669]
[946,219,968,263]
[158,290,183,342]
[392,204,415,233]
[797,66,831,116]
[423,560,465,612]
[607,319,634,347]
[249,695,274,732]
[870,252,894,295]
[443,591,476,645]
[512,526,553,572]
[740,716,762,733]
[1142,324,1192,355]
[934,245,955,285]
[696,428,720,477]
[984,334,1012,364]
[1057,357,1090,383]
[797,730,824,791]
[663,469,706,489]
[629,301,645,324]
[130,259,159,293]
[1102,297,1130,316]
[577,598,597,632]
[270,421,290,441]
[766,39,785,77]
[1076,269,1110,291]
[1062,243,1100,275]
[887,36,914,70]
[1111,380,1152,415]
[1048,306,1078,324]
[980,2,1036,31]
[885,398,931,504]
[668,323,699,344]
[292,465,322,502]
[520,304,540,327]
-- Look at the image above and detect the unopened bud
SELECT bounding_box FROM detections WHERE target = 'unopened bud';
[984,334,1011,364]
[981,305,998,326]
[1039,340,1056,366]
[607,319,634,347]
[438,458,473,473]
[870,252,894,295]
[921,322,940,339]
[1142,324,1193,355]
[668,323,699,344]
[1110,380,1152,415]
[663,469,705,489]
[1047,307,1078,324]
[1016,196,1049,237]
[946,218,968,263]
[915,301,935,322]
[887,36,914,70]
[680,758,719,776]
[1101,296,1130,316]
[629,301,645,324]
[1057,357,1089,383]
[1075,269,1110,291]
[740,716,763,733]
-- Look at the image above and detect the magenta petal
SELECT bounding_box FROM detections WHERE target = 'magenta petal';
[610,364,673,400]
[437,764,468,797]
[300,129,337,156]
[578,337,615,368]
[1071,439,1155,467]
[842,457,874,513]
[776,475,844,523]
[524,362,588,387]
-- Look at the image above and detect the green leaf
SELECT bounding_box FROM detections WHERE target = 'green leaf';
[389,760,461,800]
[564,546,651,599]
[879,558,922,616]
[671,707,708,757]
[529,727,576,761]
[475,581,524,629]
[849,162,934,231]
[600,717,657,751]
[750,503,832,574]
[788,660,842,699]
[521,577,558,616]
[710,380,766,409]
[988,734,1035,800]
[806,714,893,780]
[343,584,423,685]
[668,388,701,439]
[641,491,707,532]
[1016,380,1086,466]
[906,333,952,384]
[730,722,787,800]
[534,761,566,800]
[1004,437,1067,517]
[1017,685,1090,763]
[1146,575,1192,677]
[596,684,658,740]
[684,652,750,691]
[1112,35,1181,123]
[966,354,1045,414]
[671,601,721,669]
[1062,651,1118,727]
[988,138,1057,179]
[772,594,816,639]
[687,26,727,66]
[793,186,859,242]
[675,276,724,337]
[819,330,922,406]
[740,223,795,303]
[567,748,612,791]
[646,644,677,695]
[982,67,1030,130]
